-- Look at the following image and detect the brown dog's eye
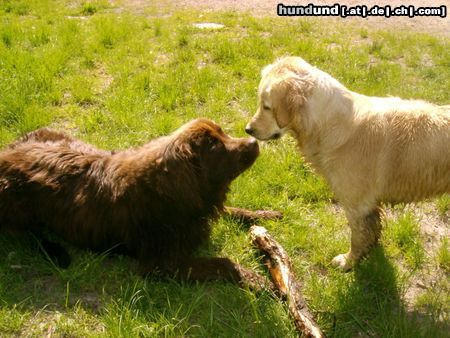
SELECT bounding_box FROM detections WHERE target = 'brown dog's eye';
[209,136,224,150]
[212,138,222,147]
[263,104,271,110]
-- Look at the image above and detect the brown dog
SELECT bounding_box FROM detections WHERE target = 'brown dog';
[246,56,450,271]
[0,119,276,288]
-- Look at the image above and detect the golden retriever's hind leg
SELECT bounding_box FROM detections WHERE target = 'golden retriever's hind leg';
[332,207,383,271]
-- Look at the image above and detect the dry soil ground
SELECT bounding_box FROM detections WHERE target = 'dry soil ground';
[119,0,449,37]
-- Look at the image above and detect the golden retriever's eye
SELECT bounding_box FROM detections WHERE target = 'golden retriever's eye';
[262,104,271,111]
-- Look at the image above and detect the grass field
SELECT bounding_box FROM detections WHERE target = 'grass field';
[0,0,449,336]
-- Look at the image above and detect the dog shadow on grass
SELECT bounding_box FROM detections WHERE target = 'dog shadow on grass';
[0,233,293,336]
[333,246,449,337]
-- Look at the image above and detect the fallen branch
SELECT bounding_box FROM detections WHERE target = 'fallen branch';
[250,225,325,338]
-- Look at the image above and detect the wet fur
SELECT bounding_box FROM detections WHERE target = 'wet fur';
[247,56,450,270]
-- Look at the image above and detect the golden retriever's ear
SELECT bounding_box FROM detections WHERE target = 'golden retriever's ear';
[275,76,310,128]
[261,64,274,78]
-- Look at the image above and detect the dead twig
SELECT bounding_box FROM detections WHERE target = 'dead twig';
[250,225,325,338]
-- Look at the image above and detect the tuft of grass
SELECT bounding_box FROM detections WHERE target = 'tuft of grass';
[359,28,369,39]
[81,3,98,16]
[436,194,450,217]
[369,39,384,54]
[80,0,110,16]
[437,238,450,271]
[1,0,30,16]
[415,278,450,326]
[385,211,425,269]
[0,305,28,335]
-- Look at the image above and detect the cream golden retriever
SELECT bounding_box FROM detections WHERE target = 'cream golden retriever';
[246,56,450,271]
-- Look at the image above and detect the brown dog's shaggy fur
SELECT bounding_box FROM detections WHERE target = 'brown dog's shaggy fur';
[0,119,266,287]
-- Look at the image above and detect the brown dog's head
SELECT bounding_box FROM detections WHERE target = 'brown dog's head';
[170,118,259,185]
[245,57,315,141]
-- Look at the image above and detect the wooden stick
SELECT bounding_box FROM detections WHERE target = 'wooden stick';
[250,225,325,338]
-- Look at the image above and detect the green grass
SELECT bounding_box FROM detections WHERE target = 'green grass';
[436,194,450,216]
[437,238,450,272]
[0,1,449,336]
[385,211,425,270]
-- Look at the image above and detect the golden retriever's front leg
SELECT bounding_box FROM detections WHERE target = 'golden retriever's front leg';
[332,207,383,271]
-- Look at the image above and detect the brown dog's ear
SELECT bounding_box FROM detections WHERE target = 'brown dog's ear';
[160,139,194,171]
[176,141,193,157]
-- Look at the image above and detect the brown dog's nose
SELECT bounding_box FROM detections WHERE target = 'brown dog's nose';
[248,137,258,147]
[239,137,259,168]
[246,137,259,154]
[245,125,254,136]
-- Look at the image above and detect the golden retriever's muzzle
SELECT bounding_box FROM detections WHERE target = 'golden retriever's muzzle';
[244,125,256,136]
[245,126,281,140]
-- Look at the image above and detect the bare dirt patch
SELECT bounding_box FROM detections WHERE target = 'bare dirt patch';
[328,201,449,315]
[92,64,114,94]
[386,203,449,314]
[117,0,449,37]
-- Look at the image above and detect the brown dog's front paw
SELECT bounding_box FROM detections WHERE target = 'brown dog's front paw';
[331,253,354,272]
[253,209,283,221]
[224,207,283,225]
[236,265,275,292]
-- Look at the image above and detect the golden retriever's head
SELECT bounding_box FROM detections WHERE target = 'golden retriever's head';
[245,57,314,140]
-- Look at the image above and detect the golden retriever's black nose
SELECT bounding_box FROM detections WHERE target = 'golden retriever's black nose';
[245,126,254,136]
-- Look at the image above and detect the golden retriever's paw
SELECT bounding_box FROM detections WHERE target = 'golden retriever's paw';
[331,253,353,272]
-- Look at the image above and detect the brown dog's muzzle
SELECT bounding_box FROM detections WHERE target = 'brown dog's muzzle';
[238,137,259,168]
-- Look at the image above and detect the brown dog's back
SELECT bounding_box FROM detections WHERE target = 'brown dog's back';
[0,121,264,287]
